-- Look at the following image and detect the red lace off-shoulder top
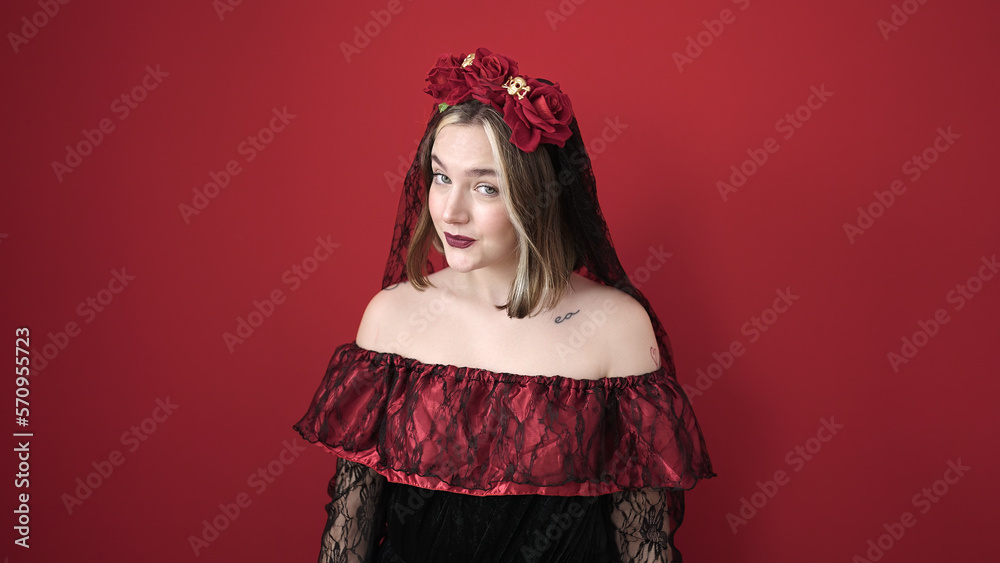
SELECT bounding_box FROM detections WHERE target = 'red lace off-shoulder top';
[293,341,715,496]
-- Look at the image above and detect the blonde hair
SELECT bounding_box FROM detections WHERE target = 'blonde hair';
[405,101,578,318]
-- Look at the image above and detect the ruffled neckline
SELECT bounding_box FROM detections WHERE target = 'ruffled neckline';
[294,340,716,496]
[344,340,666,390]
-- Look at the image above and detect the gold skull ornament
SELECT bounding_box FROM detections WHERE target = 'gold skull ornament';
[503,76,531,100]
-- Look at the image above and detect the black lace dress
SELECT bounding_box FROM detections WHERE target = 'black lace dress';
[293,342,715,563]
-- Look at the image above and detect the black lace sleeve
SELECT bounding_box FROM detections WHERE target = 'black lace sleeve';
[316,457,388,563]
[608,487,686,563]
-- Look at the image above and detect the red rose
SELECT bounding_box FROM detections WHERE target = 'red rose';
[502,79,574,152]
[424,53,473,106]
[422,48,577,152]
[470,84,507,113]
[466,47,519,88]
[466,47,519,111]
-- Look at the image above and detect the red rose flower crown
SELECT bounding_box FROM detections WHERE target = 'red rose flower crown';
[424,48,575,153]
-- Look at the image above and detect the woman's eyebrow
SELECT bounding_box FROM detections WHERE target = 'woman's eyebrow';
[431,154,497,177]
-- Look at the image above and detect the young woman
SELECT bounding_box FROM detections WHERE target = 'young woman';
[294,48,716,563]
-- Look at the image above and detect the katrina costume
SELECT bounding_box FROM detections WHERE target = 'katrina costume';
[294,48,716,563]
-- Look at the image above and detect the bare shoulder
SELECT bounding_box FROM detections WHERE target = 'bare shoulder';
[570,274,660,377]
[355,269,455,354]
[355,280,419,352]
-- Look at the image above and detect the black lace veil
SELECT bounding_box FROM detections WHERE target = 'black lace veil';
[381,100,681,382]
[351,69,714,562]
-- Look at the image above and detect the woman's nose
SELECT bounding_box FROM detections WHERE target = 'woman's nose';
[442,186,468,223]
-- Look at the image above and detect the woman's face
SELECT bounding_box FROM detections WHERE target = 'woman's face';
[428,123,518,274]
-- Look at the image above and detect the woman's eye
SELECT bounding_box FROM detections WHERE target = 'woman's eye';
[433,173,495,196]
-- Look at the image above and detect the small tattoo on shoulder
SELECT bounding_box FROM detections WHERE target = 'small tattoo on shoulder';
[651,346,660,368]
[554,309,580,323]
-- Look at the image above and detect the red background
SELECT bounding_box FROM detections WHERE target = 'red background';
[2,0,998,561]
